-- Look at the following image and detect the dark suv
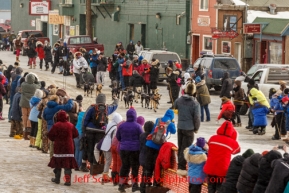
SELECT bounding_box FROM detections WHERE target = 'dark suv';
[186,55,241,91]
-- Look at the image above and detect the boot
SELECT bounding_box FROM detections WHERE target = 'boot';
[118,184,126,193]
[0,112,5,120]
[80,162,89,172]
[132,183,140,192]
[64,169,72,186]
[24,128,31,140]
[33,64,36,69]
[51,168,61,184]
[29,65,32,69]
[111,171,119,186]
[16,56,20,62]
[101,173,111,184]
[29,138,33,147]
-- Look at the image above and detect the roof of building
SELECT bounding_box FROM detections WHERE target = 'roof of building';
[247,10,289,23]
[252,17,289,35]
[241,0,289,7]
[0,0,11,10]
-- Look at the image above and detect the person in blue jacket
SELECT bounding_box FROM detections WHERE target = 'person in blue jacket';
[140,109,176,193]
[272,95,287,140]
[184,137,208,193]
[252,97,270,135]
[9,67,23,121]
[74,109,85,170]
[43,95,73,131]
[80,93,118,172]
[117,53,125,90]
[9,87,23,137]
[89,49,98,79]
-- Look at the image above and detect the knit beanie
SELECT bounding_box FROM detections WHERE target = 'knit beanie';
[76,95,83,101]
[185,83,196,96]
[144,121,154,133]
[284,88,289,95]
[137,116,145,126]
[34,89,43,99]
[262,151,269,156]
[242,149,254,158]
[282,96,289,103]
[96,93,106,104]
[196,137,206,148]
[15,67,23,75]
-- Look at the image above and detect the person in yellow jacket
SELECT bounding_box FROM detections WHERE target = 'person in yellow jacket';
[248,88,270,108]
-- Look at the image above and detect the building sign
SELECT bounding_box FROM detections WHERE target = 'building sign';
[198,16,210,26]
[243,24,261,34]
[222,41,231,54]
[29,0,51,15]
[70,26,75,36]
[211,28,239,39]
[31,20,36,27]
[49,15,64,24]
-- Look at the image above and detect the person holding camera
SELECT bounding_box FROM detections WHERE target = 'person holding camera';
[72,52,88,88]
[96,53,107,85]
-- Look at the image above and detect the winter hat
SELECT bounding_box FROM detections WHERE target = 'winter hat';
[242,149,254,159]
[221,96,230,102]
[196,137,206,148]
[151,59,159,66]
[144,121,154,133]
[15,67,23,75]
[168,60,173,65]
[185,82,196,96]
[282,96,289,103]
[262,151,269,156]
[40,81,46,89]
[76,95,83,101]
[284,88,289,95]
[14,62,19,66]
[248,79,255,86]
[96,93,106,104]
[34,89,43,99]
[195,76,201,83]
[137,116,145,126]
[279,80,287,86]
[138,56,143,62]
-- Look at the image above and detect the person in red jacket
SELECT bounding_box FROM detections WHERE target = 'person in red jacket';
[203,120,240,193]
[217,97,235,123]
[47,110,79,186]
[138,59,151,94]
[35,42,45,70]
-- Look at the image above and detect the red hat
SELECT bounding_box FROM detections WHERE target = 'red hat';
[282,96,289,103]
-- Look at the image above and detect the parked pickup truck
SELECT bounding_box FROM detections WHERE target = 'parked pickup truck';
[236,67,289,115]
[64,35,104,57]
[17,30,50,56]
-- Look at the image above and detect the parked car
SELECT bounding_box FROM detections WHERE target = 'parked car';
[64,35,104,58]
[186,54,241,91]
[138,49,181,82]
[17,30,50,56]
[246,64,289,78]
[237,67,289,115]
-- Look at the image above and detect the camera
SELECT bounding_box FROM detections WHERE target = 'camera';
[278,145,284,149]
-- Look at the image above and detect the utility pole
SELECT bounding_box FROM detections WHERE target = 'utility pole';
[86,0,92,39]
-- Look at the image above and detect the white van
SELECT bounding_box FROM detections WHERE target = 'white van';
[246,64,289,78]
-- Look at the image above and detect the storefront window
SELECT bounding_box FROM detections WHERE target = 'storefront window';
[203,36,212,50]
[269,42,282,64]
[255,41,260,64]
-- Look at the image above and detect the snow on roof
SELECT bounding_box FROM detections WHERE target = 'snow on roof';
[247,10,289,23]
[231,0,246,6]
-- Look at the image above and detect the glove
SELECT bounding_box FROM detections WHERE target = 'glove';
[79,67,83,71]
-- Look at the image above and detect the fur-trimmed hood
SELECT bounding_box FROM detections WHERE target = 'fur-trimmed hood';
[74,51,83,58]
[151,59,159,66]
[36,41,43,47]
[184,145,207,164]
[25,73,38,84]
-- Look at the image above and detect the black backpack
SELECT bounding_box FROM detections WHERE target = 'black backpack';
[92,104,108,128]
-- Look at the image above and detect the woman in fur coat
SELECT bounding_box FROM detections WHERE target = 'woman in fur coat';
[47,110,79,186]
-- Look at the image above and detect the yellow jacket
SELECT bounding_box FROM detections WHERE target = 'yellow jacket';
[249,88,270,108]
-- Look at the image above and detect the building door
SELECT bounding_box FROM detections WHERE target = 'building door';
[234,42,241,67]
[192,35,200,63]
[129,24,134,41]
[141,24,146,48]
[260,41,267,64]
[42,22,47,37]
[79,14,86,35]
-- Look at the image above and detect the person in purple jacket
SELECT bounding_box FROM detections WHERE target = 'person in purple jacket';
[116,107,143,193]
